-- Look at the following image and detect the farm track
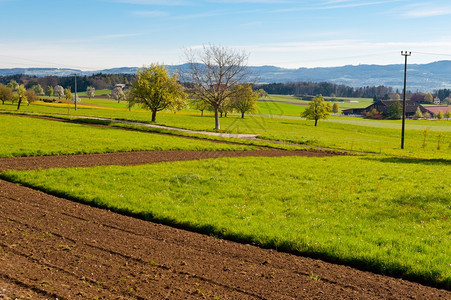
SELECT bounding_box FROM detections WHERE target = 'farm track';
[0,149,337,172]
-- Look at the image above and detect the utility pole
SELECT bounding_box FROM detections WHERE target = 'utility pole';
[74,73,78,111]
[401,51,411,149]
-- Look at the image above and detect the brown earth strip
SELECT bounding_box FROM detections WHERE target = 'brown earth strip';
[0,179,449,299]
[0,149,337,171]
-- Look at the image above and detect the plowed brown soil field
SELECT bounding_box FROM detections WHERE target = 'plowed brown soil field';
[0,151,449,299]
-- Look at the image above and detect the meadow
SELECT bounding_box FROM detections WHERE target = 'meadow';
[1,99,450,159]
[2,155,449,288]
[0,114,254,157]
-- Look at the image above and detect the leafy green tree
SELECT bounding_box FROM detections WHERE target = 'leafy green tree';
[230,84,258,118]
[0,83,13,104]
[436,110,444,119]
[86,86,95,99]
[15,84,27,110]
[332,102,340,113]
[169,95,187,113]
[185,45,250,129]
[65,88,72,102]
[257,89,268,99]
[301,94,331,126]
[31,84,44,96]
[25,89,37,106]
[444,110,450,119]
[189,97,209,116]
[386,102,402,119]
[53,85,64,99]
[45,86,53,97]
[111,86,125,103]
[128,64,186,122]
[7,80,19,91]
[424,93,433,104]
[414,106,424,119]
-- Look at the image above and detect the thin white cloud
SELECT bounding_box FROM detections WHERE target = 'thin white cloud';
[401,5,451,18]
[108,0,190,5]
[207,0,292,3]
[133,10,168,17]
[319,0,405,9]
[55,32,145,44]
[249,40,451,53]
[274,0,404,13]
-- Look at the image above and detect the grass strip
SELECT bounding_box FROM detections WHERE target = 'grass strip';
[0,114,255,157]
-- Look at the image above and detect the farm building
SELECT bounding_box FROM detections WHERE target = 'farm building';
[114,83,128,90]
[342,100,428,117]
[423,105,451,116]
[341,108,366,115]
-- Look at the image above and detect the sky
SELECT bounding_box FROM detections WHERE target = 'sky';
[1,0,451,70]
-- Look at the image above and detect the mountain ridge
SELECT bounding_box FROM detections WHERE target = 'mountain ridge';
[1,61,450,91]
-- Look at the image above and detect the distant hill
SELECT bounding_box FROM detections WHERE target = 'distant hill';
[1,61,451,91]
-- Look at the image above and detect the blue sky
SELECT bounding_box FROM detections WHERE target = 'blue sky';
[1,0,451,70]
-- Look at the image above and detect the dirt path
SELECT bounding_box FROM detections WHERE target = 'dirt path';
[1,179,449,299]
[0,149,337,172]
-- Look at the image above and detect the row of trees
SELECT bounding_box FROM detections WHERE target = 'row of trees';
[0,82,38,109]
[120,46,259,128]
[256,82,451,104]
[0,79,88,110]
[256,82,400,99]
[127,60,259,125]
[5,79,99,101]
[0,73,136,93]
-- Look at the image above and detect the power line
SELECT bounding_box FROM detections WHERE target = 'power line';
[0,54,100,71]
[413,51,451,57]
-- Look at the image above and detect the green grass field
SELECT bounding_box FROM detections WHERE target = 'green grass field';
[0,114,254,157]
[1,100,450,160]
[76,89,112,97]
[2,155,449,288]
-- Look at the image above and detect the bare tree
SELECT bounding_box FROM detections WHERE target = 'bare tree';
[185,45,250,130]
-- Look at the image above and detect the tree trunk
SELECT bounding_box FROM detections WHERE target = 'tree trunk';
[314,119,318,126]
[151,110,157,122]
[201,110,204,117]
[17,97,22,110]
[241,112,245,118]
[214,107,220,130]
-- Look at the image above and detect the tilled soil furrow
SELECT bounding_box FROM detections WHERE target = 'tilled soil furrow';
[1,179,450,299]
[0,189,440,299]
[0,274,57,300]
[0,216,255,299]
[0,201,294,299]
[0,248,121,299]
